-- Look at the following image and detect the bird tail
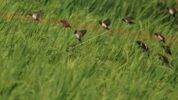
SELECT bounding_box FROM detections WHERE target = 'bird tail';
[105,27,109,30]
[173,14,176,18]
[78,38,82,42]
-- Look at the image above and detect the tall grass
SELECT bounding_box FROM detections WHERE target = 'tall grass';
[0,0,178,100]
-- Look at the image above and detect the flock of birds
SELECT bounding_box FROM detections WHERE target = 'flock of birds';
[28,7,177,67]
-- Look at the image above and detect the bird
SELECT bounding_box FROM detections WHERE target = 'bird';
[74,30,87,42]
[154,33,166,43]
[99,18,111,30]
[59,20,71,28]
[29,11,42,21]
[122,16,134,24]
[158,54,169,65]
[136,41,149,52]
[167,7,177,17]
[161,45,172,55]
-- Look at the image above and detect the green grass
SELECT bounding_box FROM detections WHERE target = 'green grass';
[0,0,178,100]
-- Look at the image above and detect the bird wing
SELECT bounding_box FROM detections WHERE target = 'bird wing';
[127,16,134,20]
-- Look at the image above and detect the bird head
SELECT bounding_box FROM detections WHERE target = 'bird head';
[74,30,77,34]
[158,53,163,58]
[136,41,141,45]
[98,20,102,25]
[121,18,125,22]
[28,13,32,16]
[81,30,87,34]
[161,45,166,49]
[166,7,170,11]
[154,33,159,36]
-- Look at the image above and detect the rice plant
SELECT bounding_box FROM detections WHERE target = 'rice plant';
[0,0,178,100]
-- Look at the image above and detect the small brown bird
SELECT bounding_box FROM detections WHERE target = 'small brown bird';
[29,11,42,21]
[158,54,169,65]
[136,41,149,52]
[99,18,111,30]
[161,45,172,55]
[154,33,166,43]
[122,16,134,24]
[167,7,177,17]
[74,30,87,42]
[59,20,71,28]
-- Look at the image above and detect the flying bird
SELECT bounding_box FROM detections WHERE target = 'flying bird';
[99,18,111,30]
[122,16,134,24]
[29,11,42,21]
[136,40,149,52]
[59,20,71,28]
[74,30,87,42]
[154,33,166,43]
[161,45,172,55]
[167,7,177,17]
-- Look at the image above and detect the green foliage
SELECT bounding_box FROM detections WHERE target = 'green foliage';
[0,0,178,100]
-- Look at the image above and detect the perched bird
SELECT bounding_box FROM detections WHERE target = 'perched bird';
[74,30,87,42]
[158,54,169,65]
[99,18,111,30]
[29,11,42,21]
[122,16,134,24]
[161,45,172,55]
[59,20,71,28]
[154,33,166,43]
[167,7,177,17]
[136,41,149,52]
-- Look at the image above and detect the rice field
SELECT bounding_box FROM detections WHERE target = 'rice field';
[0,0,178,100]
